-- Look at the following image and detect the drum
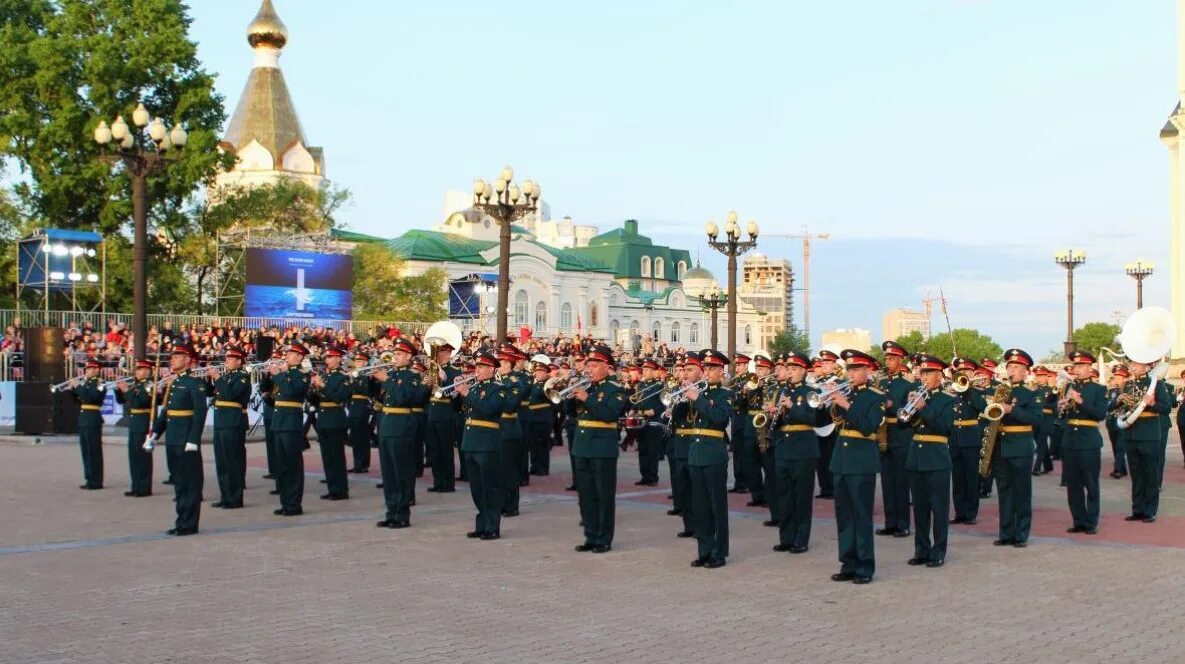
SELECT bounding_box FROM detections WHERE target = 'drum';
[621,415,646,431]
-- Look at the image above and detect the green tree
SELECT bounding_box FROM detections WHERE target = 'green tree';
[920,328,1002,363]
[0,0,228,313]
[767,323,810,357]
[1071,322,1120,358]
[353,243,447,322]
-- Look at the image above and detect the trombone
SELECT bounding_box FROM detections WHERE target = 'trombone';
[349,352,398,378]
[434,374,478,398]
[629,376,678,404]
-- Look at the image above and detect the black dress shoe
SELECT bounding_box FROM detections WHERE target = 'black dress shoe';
[949,517,966,525]
[728,486,747,494]
[438,488,455,493]
[262,474,275,480]
[1012,541,1027,548]
[1031,470,1043,476]
[676,530,695,538]
[1083,528,1098,535]
[123,491,138,497]
[893,530,911,538]
[223,503,244,509]
[852,576,872,584]
[745,500,766,507]
[591,544,611,553]
[565,485,577,491]
[1143,516,1158,523]
[691,557,708,567]
[964,519,977,525]
[166,528,179,535]
[907,557,927,566]
[390,521,410,529]
[666,509,682,516]
[1067,526,1085,533]
[481,531,501,540]
[634,480,647,486]
[502,509,520,517]
[926,560,945,568]
[427,487,439,492]
[704,558,726,568]
[831,572,855,582]
[78,484,91,490]
[174,528,198,536]
[773,544,793,552]
[993,539,1013,546]
[274,508,302,516]
[574,543,595,552]
[875,527,896,536]
[269,489,280,495]
[1109,471,1123,479]
[762,520,780,528]
[162,478,175,485]
[789,545,808,554]
[321,493,348,501]
[212,502,226,508]
[319,479,327,484]
[1124,514,1146,521]
[466,531,485,538]
[376,483,384,489]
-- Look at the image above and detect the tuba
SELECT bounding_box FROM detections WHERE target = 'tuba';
[422,320,464,391]
[1113,306,1175,429]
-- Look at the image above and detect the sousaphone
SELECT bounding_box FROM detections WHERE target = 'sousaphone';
[1115,306,1175,429]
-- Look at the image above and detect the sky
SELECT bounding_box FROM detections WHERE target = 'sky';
[185,0,1178,354]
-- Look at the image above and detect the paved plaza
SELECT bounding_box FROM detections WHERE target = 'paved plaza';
[2,430,1185,663]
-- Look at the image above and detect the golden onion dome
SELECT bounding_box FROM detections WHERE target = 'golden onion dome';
[247,0,288,50]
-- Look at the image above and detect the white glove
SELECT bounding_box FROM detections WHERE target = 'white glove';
[142,437,156,451]
[184,442,198,452]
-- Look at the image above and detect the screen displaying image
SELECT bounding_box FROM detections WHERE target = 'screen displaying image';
[245,248,353,320]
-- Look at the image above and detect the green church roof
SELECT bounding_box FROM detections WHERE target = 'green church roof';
[385,229,613,272]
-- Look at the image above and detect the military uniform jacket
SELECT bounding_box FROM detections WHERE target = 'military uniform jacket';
[905,388,956,472]
[1119,376,1171,443]
[208,368,250,430]
[1059,380,1106,450]
[951,387,987,448]
[670,384,731,467]
[633,378,664,423]
[152,372,208,447]
[525,379,553,424]
[115,379,154,435]
[461,378,505,452]
[884,373,916,449]
[377,368,425,437]
[271,368,310,433]
[773,380,821,460]
[997,383,1041,458]
[347,374,378,421]
[498,373,524,439]
[829,384,886,475]
[734,383,760,440]
[73,377,106,428]
[258,372,276,422]
[314,370,351,430]
[571,378,627,459]
[428,365,463,423]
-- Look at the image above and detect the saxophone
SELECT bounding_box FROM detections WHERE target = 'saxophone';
[977,382,1013,478]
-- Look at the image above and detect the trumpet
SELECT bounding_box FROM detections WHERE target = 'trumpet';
[350,361,397,378]
[49,376,84,392]
[545,374,591,404]
[434,374,478,398]
[660,379,708,407]
[806,379,851,409]
[101,375,138,391]
[896,386,929,422]
[629,376,678,404]
[246,359,285,375]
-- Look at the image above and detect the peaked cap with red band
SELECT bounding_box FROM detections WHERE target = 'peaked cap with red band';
[881,340,908,358]
[1003,348,1033,368]
[840,349,879,370]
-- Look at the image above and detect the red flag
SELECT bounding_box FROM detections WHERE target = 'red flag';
[577,314,582,332]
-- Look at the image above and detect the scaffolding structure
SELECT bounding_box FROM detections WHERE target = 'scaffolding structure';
[15,228,106,322]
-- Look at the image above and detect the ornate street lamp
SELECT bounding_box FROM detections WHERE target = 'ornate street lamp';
[1124,260,1154,310]
[472,166,541,342]
[698,289,726,351]
[706,211,758,359]
[1054,248,1087,356]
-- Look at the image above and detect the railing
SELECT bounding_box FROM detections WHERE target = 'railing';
[0,309,435,338]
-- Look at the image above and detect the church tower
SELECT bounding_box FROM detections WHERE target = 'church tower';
[215,0,325,194]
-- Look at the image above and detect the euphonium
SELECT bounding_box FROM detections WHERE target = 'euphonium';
[630,376,678,404]
[660,379,708,407]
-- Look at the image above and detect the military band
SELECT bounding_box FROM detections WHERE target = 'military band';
[571,344,627,553]
[903,354,956,567]
[311,347,351,501]
[768,351,819,553]
[878,341,914,538]
[269,343,312,516]
[206,347,250,509]
[990,349,1041,548]
[150,345,208,535]
[66,359,107,490]
[372,337,425,528]
[114,359,155,497]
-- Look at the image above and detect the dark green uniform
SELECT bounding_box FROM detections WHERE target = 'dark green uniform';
[514,369,532,484]
[1033,385,1056,474]
[1123,376,1172,519]
[993,383,1041,544]
[572,378,627,549]
[678,382,732,563]
[1105,387,1127,477]
[258,372,279,488]
[314,369,351,499]
[733,383,764,504]
[525,377,555,476]
[71,376,106,489]
[347,373,377,472]
[498,373,526,514]
[772,380,820,550]
[905,388,955,563]
[115,379,153,495]
[427,365,462,490]
[880,372,915,534]
[1059,379,1106,530]
[208,368,250,507]
[377,367,425,525]
[830,383,886,580]
[635,378,665,485]
[950,385,986,522]
[152,372,208,533]
[461,378,506,535]
[271,367,311,514]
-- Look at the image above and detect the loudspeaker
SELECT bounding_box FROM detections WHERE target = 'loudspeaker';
[14,382,81,435]
[255,335,274,361]
[15,382,53,434]
[23,326,65,382]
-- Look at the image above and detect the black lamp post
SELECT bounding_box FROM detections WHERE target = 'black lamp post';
[706,211,758,359]
[472,166,541,342]
[94,104,187,361]
[1054,248,1086,356]
[699,289,726,351]
[1124,260,1154,310]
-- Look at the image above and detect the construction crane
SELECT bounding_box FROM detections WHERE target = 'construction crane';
[760,226,831,343]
